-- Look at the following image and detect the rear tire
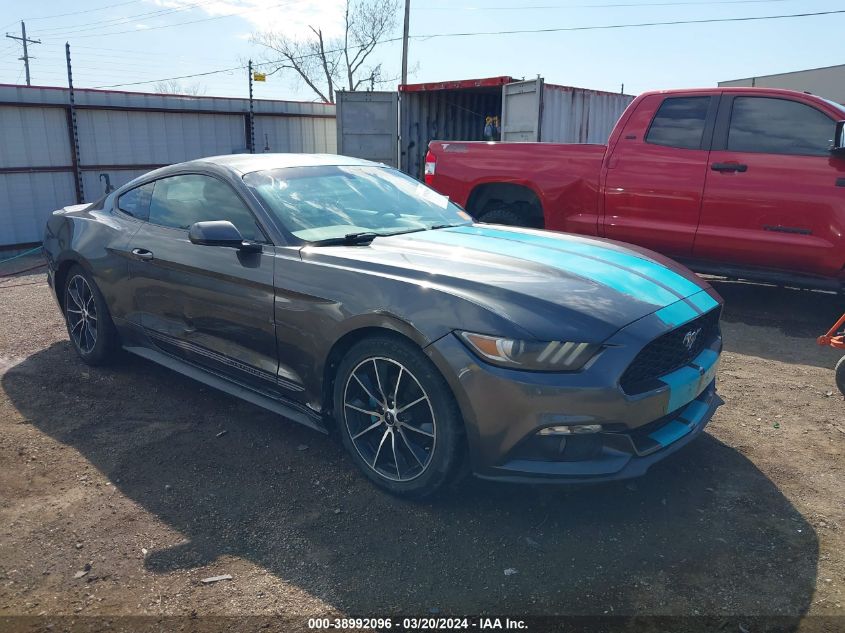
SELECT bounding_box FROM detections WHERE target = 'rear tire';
[63,264,119,366]
[479,207,526,227]
[333,335,465,498]
[836,355,845,397]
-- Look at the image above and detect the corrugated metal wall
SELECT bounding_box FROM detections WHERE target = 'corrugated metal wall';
[0,84,336,249]
[394,81,632,178]
[400,88,502,179]
[541,85,634,144]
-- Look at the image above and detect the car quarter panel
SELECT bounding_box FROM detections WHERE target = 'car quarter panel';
[43,202,143,322]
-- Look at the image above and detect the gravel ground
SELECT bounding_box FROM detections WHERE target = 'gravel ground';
[0,258,843,631]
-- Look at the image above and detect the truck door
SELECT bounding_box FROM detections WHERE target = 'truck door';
[501,78,543,142]
[695,94,845,278]
[602,93,718,257]
[336,91,399,167]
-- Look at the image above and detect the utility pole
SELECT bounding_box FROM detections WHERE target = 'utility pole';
[65,43,84,203]
[400,0,410,86]
[248,60,255,154]
[6,21,40,86]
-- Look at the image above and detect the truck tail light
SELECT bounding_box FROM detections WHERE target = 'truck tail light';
[424,150,436,186]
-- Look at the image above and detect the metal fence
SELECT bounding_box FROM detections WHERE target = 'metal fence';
[0,84,337,250]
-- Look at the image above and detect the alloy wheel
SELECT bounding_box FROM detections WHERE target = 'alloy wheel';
[343,357,436,482]
[65,274,98,355]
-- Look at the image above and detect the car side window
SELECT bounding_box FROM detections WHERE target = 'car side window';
[727,97,834,156]
[645,97,711,150]
[116,182,154,221]
[147,174,266,242]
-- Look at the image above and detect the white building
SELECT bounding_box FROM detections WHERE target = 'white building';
[719,64,845,104]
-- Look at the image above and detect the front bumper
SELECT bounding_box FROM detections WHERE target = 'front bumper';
[425,299,723,483]
[477,382,721,483]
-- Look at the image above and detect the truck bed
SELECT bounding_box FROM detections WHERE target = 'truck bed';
[427,142,607,236]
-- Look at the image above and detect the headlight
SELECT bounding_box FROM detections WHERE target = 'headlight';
[458,332,600,371]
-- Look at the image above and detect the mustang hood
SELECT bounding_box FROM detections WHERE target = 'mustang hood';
[304,225,718,343]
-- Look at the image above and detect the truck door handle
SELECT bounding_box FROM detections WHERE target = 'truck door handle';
[131,248,154,261]
[837,177,845,187]
[711,162,748,173]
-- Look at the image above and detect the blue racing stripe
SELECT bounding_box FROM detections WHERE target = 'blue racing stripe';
[461,225,704,298]
[660,348,720,414]
[687,290,720,314]
[695,348,719,372]
[410,228,681,306]
[661,364,704,413]
[649,420,692,446]
[655,300,700,327]
[681,399,709,424]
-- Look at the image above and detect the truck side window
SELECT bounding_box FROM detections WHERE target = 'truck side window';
[727,97,834,157]
[645,97,711,150]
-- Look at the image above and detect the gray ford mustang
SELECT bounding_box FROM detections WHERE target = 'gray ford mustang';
[43,154,723,497]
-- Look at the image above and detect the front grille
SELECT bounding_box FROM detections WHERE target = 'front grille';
[620,307,721,394]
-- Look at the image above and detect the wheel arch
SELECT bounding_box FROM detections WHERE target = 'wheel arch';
[465,181,545,227]
[320,317,437,421]
[53,255,92,311]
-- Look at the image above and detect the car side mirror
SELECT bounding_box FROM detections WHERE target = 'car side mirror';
[188,220,261,252]
[833,120,845,155]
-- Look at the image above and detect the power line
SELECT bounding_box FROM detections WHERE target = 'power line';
[415,0,805,9]
[23,0,144,21]
[414,7,845,38]
[33,0,228,34]
[39,0,298,41]
[88,6,845,89]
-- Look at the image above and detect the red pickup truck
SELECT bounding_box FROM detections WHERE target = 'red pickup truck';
[425,87,845,292]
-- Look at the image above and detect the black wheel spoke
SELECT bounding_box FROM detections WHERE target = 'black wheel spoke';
[351,419,383,440]
[372,429,390,468]
[353,373,382,407]
[372,359,388,402]
[402,422,434,439]
[397,427,425,468]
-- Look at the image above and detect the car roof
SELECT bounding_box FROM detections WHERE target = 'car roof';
[187,153,381,174]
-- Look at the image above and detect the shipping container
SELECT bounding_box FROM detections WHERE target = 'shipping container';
[336,76,634,179]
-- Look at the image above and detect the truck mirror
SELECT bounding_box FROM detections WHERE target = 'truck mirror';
[834,120,845,154]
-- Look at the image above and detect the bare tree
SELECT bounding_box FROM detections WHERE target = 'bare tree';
[153,80,206,96]
[251,0,399,103]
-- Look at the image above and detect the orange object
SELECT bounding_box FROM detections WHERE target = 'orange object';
[818,312,845,350]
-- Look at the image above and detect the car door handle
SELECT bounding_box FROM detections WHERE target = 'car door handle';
[837,177,845,187]
[711,162,748,173]
[131,248,154,261]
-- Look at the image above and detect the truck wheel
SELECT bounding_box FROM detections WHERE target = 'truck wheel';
[836,355,845,397]
[479,207,526,227]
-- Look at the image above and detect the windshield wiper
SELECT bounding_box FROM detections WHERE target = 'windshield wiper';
[309,227,432,246]
[430,222,470,230]
[309,232,381,246]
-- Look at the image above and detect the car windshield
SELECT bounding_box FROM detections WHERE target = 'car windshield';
[243,165,471,242]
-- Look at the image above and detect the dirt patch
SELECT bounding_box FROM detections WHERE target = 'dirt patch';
[0,270,843,628]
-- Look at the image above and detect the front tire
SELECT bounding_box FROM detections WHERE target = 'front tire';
[836,355,845,397]
[333,335,465,498]
[63,264,118,366]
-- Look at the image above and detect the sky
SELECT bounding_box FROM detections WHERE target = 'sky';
[0,0,843,103]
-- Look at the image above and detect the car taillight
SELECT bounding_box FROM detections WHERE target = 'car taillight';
[424,150,436,185]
